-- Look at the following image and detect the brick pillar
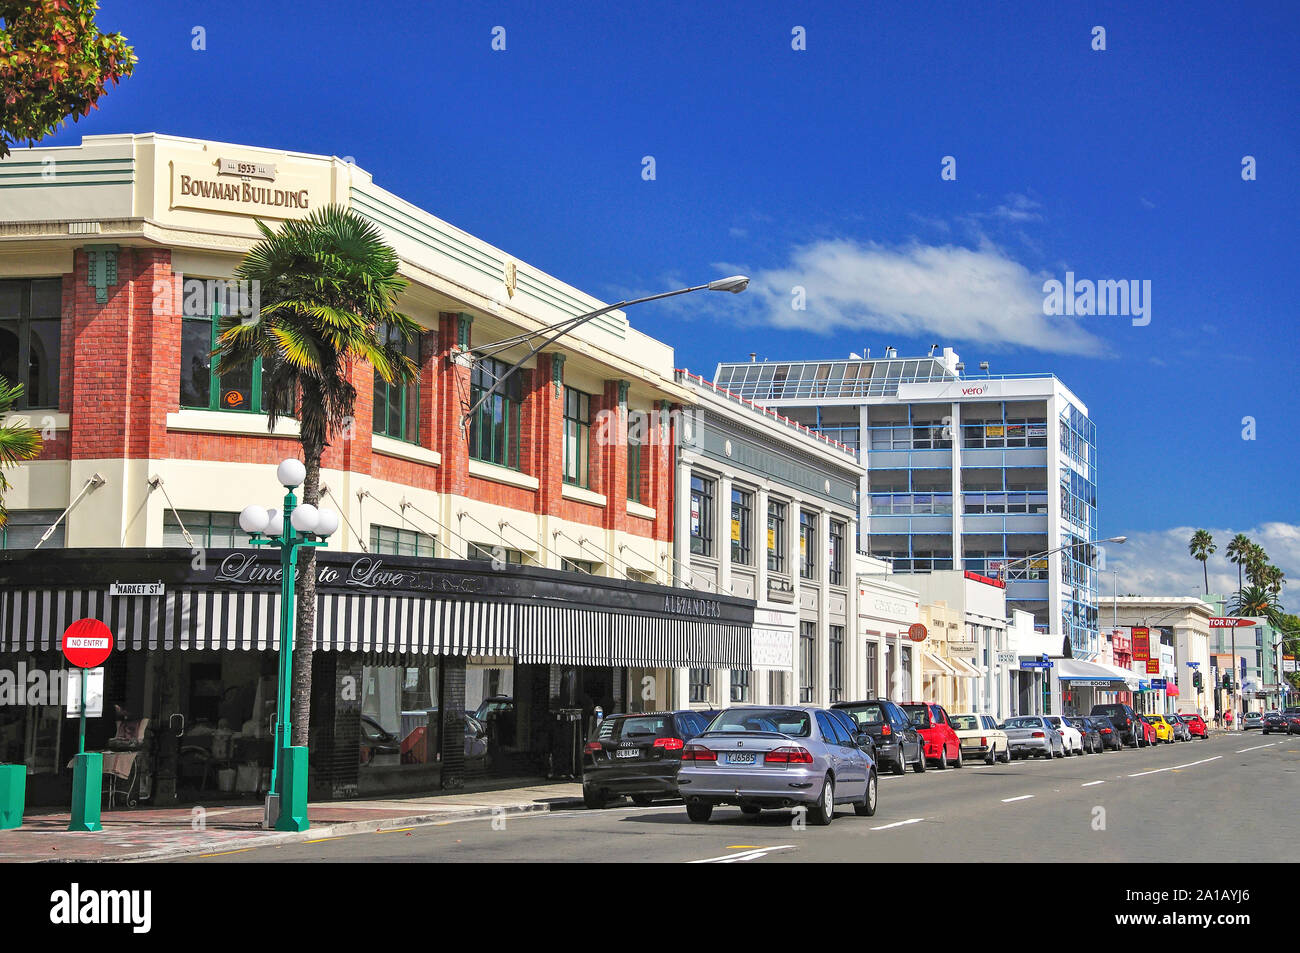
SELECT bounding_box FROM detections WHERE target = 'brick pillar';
[440,656,467,789]
[322,357,373,477]
[432,312,471,497]
[600,380,629,533]
[650,401,677,545]
[70,247,175,460]
[529,353,565,514]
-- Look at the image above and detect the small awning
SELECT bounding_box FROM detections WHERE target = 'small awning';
[1094,661,1143,690]
[949,656,982,678]
[923,652,957,676]
[1166,684,1180,696]
[1055,658,1133,682]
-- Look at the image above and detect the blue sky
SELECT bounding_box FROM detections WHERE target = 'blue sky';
[43,0,1300,592]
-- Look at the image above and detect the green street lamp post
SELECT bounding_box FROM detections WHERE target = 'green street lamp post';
[239,459,340,832]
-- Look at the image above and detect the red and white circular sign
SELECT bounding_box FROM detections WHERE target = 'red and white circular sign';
[907,623,928,643]
[62,618,113,669]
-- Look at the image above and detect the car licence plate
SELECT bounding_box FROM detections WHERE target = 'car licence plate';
[616,748,640,759]
[727,752,756,765]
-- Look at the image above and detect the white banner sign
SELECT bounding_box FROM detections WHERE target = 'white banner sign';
[65,668,105,718]
[751,628,794,671]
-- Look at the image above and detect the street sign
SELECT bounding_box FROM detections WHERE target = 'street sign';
[1151,678,1167,690]
[1132,626,1150,661]
[1208,617,1256,628]
[1021,659,1053,669]
[109,581,164,597]
[907,623,928,643]
[65,668,104,718]
[62,618,113,669]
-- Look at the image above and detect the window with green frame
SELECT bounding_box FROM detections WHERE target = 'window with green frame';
[626,410,645,502]
[162,511,250,547]
[369,524,437,557]
[180,283,264,413]
[0,278,61,411]
[373,325,420,443]
[0,509,64,549]
[562,386,591,487]
[468,357,521,469]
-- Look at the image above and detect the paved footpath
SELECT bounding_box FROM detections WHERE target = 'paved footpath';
[0,780,583,862]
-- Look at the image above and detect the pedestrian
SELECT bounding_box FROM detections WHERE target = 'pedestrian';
[1225,709,1234,730]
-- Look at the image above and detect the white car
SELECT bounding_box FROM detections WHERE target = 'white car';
[1044,715,1084,755]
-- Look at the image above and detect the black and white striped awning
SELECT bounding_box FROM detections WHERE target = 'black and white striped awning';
[2,588,751,669]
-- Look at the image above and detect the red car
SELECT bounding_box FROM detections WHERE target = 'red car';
[1137,717,1158,747]
[1178,713,1207,739]
[901,702,963,769]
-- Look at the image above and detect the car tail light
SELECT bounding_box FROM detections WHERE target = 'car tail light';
[880,724,891,736]
[765,746,815,765]
[680,744,717,762]
[980,737,987,747]
[1101,727,1111,733]
[1031,731,1045,738]
[653,737,685,751]
[584,741,602,754]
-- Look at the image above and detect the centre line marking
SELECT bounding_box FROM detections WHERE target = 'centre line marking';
[1001,795,1034,802]
[689,845,796,864]
[1236,743,1277,753]
[1082,780,1105,787]
[1128,756,1221,778]
[871,817,925,830]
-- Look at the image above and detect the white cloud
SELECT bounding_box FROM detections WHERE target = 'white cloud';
[1107,523,1300,602]
[989,193,1043,223]
[744,237,1108,355]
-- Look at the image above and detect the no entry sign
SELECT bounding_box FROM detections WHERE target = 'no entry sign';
[62,618,113,669]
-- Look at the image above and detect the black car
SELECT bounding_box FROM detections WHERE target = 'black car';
[582,710,712,809]
[1285,713,1300,735]
[1089,714,1124,750]
[1090,702,1142,747]
[832,698,925,775]
[1067,716,1102,754]
[1261,712,1286,734]
[827,707,878,764]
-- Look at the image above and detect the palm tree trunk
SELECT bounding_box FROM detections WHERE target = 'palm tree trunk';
[1203,560,1209,594]
[291,439,322,748]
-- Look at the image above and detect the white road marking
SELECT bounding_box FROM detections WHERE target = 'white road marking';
[870,817,925,830]
[1236,742,1277,753]
[1128,756,1221,778]
[689,845,796,864]
[1081,780,1105,787]
[1001,795,1034,803]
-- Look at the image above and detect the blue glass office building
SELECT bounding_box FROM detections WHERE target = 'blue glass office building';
[714,349,1101,659]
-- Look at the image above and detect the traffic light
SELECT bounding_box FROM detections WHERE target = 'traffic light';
[1193,670,1203,690]
[1222,672,1232,690]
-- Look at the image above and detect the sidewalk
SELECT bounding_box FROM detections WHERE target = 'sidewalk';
[0,778,584,863]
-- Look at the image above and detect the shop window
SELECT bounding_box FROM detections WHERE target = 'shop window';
[468,356,521,469]
[373,325,420,444]
[163,511,252,548]
[179,281,266,413]
[828,520,845,585]
[730,669,751,703]
[561,557,597,574]
[768,670,788,705]
[689,473,715,557]
[829,625,844,702]
[0,278,62,410]
[359,663,440,770]
[467,545,528,565]
[370,525,437,557]
[562,386,592,487]
[866,641,879,696]
[730,487,753,566]
[799,510,817,580]
[799,621,816,702]
[689,668,712,704]
[767,500,787,573]
[626,410,646,502]
[0,509,63,548]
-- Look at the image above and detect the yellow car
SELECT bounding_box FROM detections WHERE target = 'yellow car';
[1143,714,1174,743]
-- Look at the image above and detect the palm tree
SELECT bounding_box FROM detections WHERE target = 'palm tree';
[216,204,420,746]
[1231,585,1287,630]
[1259,564,1285,598]
[0,379,43,527]
[1244,543,1269,589]
[1188,529,1215,594]
[1226,533,1252,602]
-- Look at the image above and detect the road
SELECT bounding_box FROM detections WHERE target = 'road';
[177,732,1297,863]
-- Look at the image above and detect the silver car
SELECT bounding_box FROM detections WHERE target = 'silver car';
[676,706,878,825]
[1167,715,1192,741]
[1000,715,1065,759]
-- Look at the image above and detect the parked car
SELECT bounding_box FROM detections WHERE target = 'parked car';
[1143,714,1174,744]
[1090,714,1124,750]
[901,702,964,769]
[1177,712,1208,739]
[1136,716,1158,746]
[677,706,878,825]
[1165,714,1191,742]
[1045,715,1084,755]
[827,708,877,764]
[950,712,1011,764]
[833,699,925,775]
[1242,711,1264,730]
[1001,715,1064,759]
[582,710,712,808]
[1090,703,1143,747]
[1284,712,1300,734]
[1261,711,1287,735]
[1066,716,1102,753]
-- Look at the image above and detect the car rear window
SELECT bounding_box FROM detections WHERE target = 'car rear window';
[1002,717,1042,729]
[837,703,885,726]
[901,705,931,727]
[950,714,979,730]
[597,714,674,741]
[707,708,812,737]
